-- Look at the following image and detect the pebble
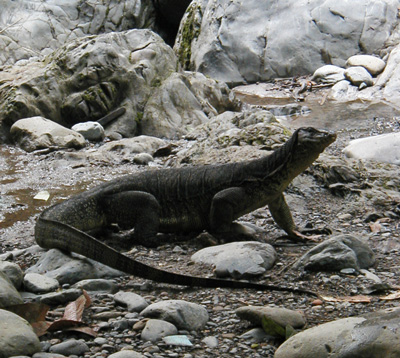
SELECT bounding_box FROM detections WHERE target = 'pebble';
[0,271,23,308]
[71,121,105,142]
[141,319,178,342]
[0,261,23,289]
[73,279,119,294]
[133,153,154,165]
[140,300,209,331]
[49,339,89,355]
[39,288,83,305]
[93,311,124,320]
[163,335,193,347]
[108,351,146,358]
[23,273,60,293]
[344,66,374,87]
[236,305,306,328]
[201,336,219,348]
[239,328,272,343]
[114,291,149,312]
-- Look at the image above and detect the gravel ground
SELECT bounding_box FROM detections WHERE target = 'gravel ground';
[1,85,400,357]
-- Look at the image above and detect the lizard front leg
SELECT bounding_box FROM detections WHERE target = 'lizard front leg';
[102,191,161,247]
[268,194,320,242]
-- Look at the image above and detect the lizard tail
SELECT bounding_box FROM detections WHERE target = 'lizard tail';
[35,216,317,296]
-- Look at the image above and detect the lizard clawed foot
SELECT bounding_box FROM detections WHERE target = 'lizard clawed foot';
[290,226,332,242]
[290,230,321,243]
[276,227,332,244]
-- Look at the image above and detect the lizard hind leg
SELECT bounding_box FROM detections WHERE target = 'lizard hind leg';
[102,191,161,247]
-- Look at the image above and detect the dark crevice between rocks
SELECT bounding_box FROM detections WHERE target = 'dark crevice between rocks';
[152,0,192,46]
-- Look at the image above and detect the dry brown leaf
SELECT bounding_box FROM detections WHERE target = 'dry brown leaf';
[31,321,52,337]
[321,295,372,303]
[369,221,382,233]
[64,326,97,337]
[6,302,49,324]
[380,291,400,300]
[63,291,90,322]
[47,292,92,333]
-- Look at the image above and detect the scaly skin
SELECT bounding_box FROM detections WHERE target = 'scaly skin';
[35,127,336,293]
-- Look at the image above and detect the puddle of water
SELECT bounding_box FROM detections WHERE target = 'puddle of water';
[278,98,400,132]
[234,85,400,132]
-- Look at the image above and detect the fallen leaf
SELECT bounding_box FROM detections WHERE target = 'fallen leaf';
[321,295,372,303]
[369,221,382,233]
[46,291,93,334]
[64,326,98,337]
[7,302,49,324]
[31,321,52,337]
[63,291,91,322]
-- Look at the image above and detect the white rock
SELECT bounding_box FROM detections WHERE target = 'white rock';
[72,121,105,141]
[191,241,276,279]
[109,351,146,358]
[311,65,345,84]
[346,55,386,76]
[344,66,374,87]
[133,152,154,165]
[343,132,400,165]
[10,116,86,152]
[24,272,60,293]
[202,336,219,348]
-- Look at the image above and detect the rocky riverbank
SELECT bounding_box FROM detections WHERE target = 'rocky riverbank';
[1,1,400,357]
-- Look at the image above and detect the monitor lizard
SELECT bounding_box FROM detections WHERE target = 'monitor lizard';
[35,127,336,294]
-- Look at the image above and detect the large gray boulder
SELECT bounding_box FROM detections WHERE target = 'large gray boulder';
[374,43,400,104]
[0,309,41,357]
[176,109,289,165]
[275,307,400,358]
[0,29,177,142]
[175,0,399,84]
[0,0,156,66]
[141,71,234,139]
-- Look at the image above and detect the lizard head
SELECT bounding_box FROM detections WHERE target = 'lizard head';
[295,127,337,153]
[284,127,336,179]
